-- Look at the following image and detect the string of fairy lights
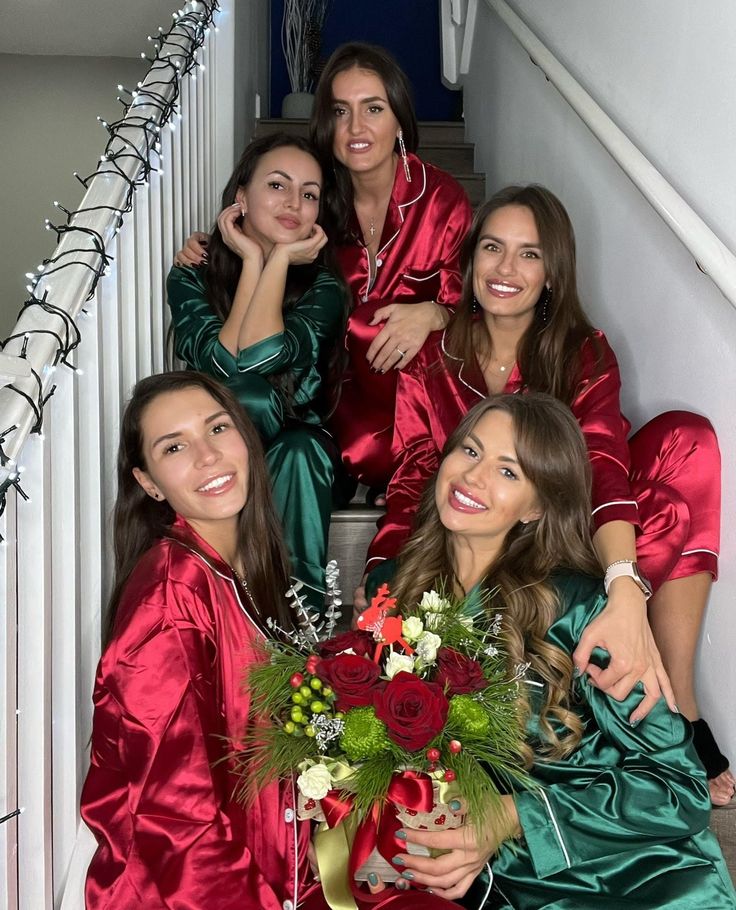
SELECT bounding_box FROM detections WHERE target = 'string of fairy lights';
[0,0,219,537]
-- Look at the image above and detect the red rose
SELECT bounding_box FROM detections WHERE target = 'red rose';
[318,630,374,660]
[433,648,488,696]
[316,654,383,711]
[373,672,449,752]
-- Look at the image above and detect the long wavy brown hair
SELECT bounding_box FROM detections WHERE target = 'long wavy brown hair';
[392,393,602,763]
[309,42,419,245]
[444,184,600,405]
[106,371,293,643]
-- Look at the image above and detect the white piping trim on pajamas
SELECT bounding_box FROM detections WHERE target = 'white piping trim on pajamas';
[539,788,572,869]
[681,548,719,557]
[238,349,280,372]
[591,499,639,516]
[211,352,229,377]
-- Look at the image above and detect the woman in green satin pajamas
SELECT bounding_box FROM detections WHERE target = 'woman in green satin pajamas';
[367,393,735,909]
[167,133,347,611]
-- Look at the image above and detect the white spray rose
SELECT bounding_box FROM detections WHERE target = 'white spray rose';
[296,763,333,801]
[402,616,424,642]
[415,631,442,665]
[419,590,452,613]
[384,651,416,679]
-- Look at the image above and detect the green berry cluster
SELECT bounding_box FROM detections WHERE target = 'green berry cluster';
[283,672,340,738]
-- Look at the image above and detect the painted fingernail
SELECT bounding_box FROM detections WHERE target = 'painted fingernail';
[630,717,641,727]
[673,704,680,714]
[401,871,414,881]
[449,799,462,812]
[393,856,405,866]
[395,829,407,840]
[379,369,385,374]
[367,873,379,886]
[395,878,410,891]
[573,667,582,679]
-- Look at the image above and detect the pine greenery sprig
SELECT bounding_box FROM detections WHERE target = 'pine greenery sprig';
[231,725,314,803]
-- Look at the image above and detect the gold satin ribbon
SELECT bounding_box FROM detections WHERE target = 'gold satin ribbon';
[315,813,359,910]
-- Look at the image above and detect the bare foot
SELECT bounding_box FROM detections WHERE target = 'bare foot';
[709,770,735,806]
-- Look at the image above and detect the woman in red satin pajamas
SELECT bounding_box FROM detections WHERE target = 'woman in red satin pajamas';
[309,43,472,492]
[81,372,313,909]
[364,184,730,804]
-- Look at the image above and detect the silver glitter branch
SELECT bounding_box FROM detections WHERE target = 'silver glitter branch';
[322,560,343,640]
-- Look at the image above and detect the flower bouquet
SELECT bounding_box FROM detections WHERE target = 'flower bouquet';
[234,564,529,906]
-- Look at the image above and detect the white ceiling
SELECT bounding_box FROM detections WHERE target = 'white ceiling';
[1,0,183,57]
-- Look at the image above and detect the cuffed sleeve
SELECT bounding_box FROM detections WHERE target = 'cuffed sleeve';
[571,334,640,530]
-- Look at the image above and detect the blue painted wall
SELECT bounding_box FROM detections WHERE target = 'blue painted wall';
[270,0,461,120]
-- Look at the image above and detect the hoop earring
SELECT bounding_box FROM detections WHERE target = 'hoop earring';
[471,295,481,314]
[397,130,412,183]
[538,286,553,324]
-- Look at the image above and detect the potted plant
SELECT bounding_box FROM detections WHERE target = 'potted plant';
[281,0,332,118]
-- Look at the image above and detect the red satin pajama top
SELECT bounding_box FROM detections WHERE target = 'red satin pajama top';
[331,153,472,487]
[366,328,720,590]
[81,516,309,909]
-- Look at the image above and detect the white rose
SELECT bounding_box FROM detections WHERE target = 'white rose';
[416,631,442,665]
[296,763,333,801]
[384,651,416,679]
[419,590,451,613]
[402,616,424,642]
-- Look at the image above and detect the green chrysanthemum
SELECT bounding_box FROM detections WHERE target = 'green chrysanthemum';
[339,707,391,761]
[448,694,491,737]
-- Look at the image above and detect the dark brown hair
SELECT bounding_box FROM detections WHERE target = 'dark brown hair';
[392,393,601,761]
[205,132,334,320]
[106,371,292,642]
[309,42,419,243]
[445,184,599,405]
[200,132,346,417]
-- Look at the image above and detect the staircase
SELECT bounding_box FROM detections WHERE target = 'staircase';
[255,118,484,600]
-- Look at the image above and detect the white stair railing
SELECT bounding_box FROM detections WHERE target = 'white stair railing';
[0,2,233,906]
[440,0,736,311]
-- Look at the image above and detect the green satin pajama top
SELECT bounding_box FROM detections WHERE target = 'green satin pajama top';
[367,565,736,908]
[166,265,344,441]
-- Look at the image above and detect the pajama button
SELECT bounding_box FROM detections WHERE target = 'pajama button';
[376,258,383,266]
[284,808,294,822]
[283,901,294,910]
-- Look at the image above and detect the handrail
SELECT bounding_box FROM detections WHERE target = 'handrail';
[0,0,218,517]
[477,0,736,311]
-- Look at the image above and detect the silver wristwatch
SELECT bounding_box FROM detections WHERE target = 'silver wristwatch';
[603,560,652,598]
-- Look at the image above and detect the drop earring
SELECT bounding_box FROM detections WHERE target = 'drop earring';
[539,286,553,324]
[471,295,481,314]
[397,130,411,183]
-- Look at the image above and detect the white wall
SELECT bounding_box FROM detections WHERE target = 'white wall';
[463,1,736,757]
[0,55,146,339]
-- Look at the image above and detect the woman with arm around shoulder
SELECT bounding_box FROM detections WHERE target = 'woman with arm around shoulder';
[373,395,736,908]
[167,134,348,612]
[308,42,472,491]
[175,45,471,494]
[365,184,730,802]
[81,372,312,909]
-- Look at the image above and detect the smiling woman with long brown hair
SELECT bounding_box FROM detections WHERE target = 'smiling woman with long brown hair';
[369,394,735,908]
[81,371,311,909]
